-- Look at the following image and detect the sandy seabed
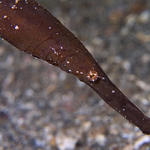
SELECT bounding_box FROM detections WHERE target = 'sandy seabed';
[0,0,150,149]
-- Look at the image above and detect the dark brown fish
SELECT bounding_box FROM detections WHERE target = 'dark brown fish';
[0,0,150,134]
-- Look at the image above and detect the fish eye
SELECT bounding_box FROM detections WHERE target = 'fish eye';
[87,70,98,82]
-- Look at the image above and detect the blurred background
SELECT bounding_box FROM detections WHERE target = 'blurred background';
[0,0,150,149]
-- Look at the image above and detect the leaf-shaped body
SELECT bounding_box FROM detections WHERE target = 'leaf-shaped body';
[0,0,150,134]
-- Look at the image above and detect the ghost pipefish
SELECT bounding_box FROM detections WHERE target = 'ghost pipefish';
[0,0,150,134]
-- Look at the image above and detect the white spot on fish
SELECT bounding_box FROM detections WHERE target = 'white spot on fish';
[14,25,19,30]
[68,69,72,72]
[25,0,28,4]
[11,5,16,9]
[51,48,58,55]
[11,0,20,9]
[48,26,52,30]
[102,77,105,80]
[122,108,126,111]
[15,0,20,4]
[60,46,63,50]
[3,15,7,19]
[112,90,115,94]
[66,61,70,64]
